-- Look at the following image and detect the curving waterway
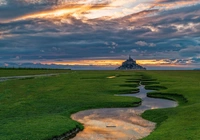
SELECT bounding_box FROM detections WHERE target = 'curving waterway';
[71,84,178,140]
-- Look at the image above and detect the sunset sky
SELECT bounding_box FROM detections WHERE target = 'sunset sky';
[0,0,200,70]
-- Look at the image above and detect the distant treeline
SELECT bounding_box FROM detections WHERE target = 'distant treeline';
[0,67,71,70]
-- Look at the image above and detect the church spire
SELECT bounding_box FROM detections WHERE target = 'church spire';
[128,55,133,61]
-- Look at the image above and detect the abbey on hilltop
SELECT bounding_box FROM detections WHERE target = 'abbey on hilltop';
[116,56,146,70]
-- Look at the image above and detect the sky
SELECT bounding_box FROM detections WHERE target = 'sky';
[0,0,200,70]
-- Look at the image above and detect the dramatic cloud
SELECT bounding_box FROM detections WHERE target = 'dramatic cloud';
[0,0,200,69]
[179,46,200,57]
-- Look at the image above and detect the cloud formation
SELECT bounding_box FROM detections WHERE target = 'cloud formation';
[135,41,156,47]
[0,0,200,69]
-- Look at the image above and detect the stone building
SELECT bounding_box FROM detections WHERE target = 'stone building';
[116,56,146,70]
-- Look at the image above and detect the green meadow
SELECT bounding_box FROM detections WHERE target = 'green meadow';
[141,70,200,140]
[0,70,199,140]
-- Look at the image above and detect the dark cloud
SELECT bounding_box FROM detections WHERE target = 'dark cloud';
[154,0,199,4]
[179,46,200,57]
[0,1,200,69]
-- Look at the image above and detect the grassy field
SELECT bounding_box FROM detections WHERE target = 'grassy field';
[0,70,141,140]
[0,70,199,140]
[141,70,200,140]
[0,68,71,77]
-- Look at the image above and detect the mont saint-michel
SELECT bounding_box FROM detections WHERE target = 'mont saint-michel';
[117,56,146,70]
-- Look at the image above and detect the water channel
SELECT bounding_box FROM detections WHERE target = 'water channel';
[71,84,177,140]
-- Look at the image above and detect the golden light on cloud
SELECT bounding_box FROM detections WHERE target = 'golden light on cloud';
[2,0,200,23]
[12,6,88,22]
[0,0,161,23]
[3,4,108,23]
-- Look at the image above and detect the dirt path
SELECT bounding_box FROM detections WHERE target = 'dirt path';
[0,73,58,82]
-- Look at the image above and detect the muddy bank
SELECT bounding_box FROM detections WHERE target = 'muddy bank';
[49,126,81,140]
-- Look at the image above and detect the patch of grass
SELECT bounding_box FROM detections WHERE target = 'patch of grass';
[142,109,169,128]
[147,92,188,105]
[119,83,139,88]
[145,85,167,90]
[141,81,160,85]
[125,79,140,83]
[117,88,140,94]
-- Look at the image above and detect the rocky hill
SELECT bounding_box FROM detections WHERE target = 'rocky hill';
[116,56,146,70]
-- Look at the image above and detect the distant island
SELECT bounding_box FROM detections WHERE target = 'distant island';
[116,56,146,70]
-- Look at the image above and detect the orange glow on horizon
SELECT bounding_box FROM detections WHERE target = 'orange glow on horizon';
[40,59,188,67]
[41,60,124,66]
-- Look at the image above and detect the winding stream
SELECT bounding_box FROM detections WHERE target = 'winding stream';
[71,84,178,140]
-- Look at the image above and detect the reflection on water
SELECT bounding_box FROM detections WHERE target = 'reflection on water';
[107,76,116,79]
[71,85,177,140]
[117,85,178,112]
